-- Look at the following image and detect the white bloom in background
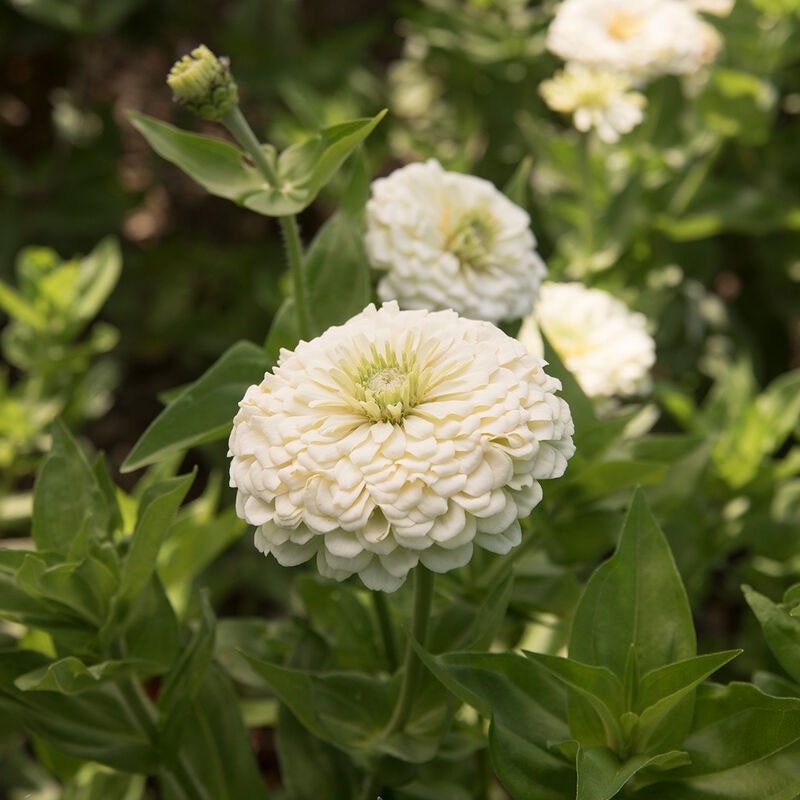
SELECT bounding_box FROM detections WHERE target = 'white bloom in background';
[539,64,646,143]
[546,0,722,82]
[229,302,575,592]
[365,160,547,323]
[518,282,655,401]
[687,0,735,16]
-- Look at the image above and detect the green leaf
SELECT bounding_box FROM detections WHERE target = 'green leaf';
[117,472,195,611]
[122,341,272,471]
[635,651,741,752]
[240,655,394,754]
[157,591,216,744]
[276,702,360,800]
[744,585,800,686]
[569,489,695,678]
[159,665,271,800]
[259,110,387,214]
[502,156,532,209]
[523,652,625,747]
[0,650,160,773]
[676,683,800,777]
[433,651,570,746]
[127,112,264,202]
[15,553,117,629]
[0,276,44,329]
[70,237,122,326]
[575,746,689,800]
[14,656,158,694]
[489,722,575,800]
[33,419,107,554]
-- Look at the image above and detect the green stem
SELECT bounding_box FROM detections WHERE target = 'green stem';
[372,591,399,671]
[579,131,594,261]
[221,107,312,340]
[221,106,279,186]
[279,214,312,341]
[667,138,723,218]
[357,772,382,800]
[383,567,436,737]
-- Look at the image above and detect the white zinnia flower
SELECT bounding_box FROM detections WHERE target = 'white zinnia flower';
[518,282,656,401]
[546,0,722,83]
[539,64,646,143]
[229,302,575,592]
[365,159,547,323]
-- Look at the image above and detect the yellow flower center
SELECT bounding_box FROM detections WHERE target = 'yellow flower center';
[354,351,422,423]
[444,207,501,271]
[606,10,643,40]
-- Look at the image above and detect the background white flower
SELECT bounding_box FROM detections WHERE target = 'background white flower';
[365,159,547,323]
[539,64,646,143]
[518,282,656,401]
[229,302,575,592]
[546,0,722,83]
[687,0,735,15]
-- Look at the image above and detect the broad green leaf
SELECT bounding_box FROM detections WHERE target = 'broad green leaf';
[122,341,272,471]
[241,655,395,753]
[117,472,195,610]
[569,489,695,678]
[14,656,158,694]
[118,577,180,672]
[560,460,668,502]
[157,591,215,738]
[0,650,160,773]
[127,112,264,202]
[576,746,689,800]
[676,683,800,777]
[489,721,575,800]
[33,419,107,554]
[635,651,741,752]
[15,553,117,629]
[295,577,384,672]
[432,651,570,746]
[159,665,271,800]
[523,652,625,747]
[260,110,387,214]
[8,0,144,33]
[744,585,800,686]
[276,703,360,800]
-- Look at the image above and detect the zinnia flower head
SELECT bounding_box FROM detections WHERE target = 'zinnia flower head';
[365,159,547,323]
[546,0,722,83]
[518,282,656,402]
[539,63,646,143]
[229,302,575,592]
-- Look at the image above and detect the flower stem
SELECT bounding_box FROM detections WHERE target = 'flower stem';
[221,106,279,186]
[220,107,312,341]
[372,590,399,671]
[383,566,436,737]
[579,130,594,263]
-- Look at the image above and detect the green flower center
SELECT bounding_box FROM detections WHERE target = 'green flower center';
[445,208,501,271]
[354,352,421,423]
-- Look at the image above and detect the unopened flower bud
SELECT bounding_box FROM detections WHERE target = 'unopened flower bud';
[167,45,238,121]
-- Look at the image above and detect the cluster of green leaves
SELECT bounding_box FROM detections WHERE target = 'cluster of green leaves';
[0,238,120,529]
[0,421,263,799]
[433,491,800,799]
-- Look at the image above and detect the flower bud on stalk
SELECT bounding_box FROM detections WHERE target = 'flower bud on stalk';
[167,44,239,121]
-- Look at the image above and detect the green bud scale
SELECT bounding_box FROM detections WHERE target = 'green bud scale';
[167,44,239,121]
